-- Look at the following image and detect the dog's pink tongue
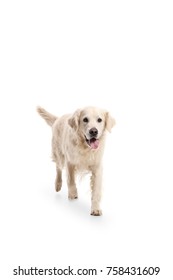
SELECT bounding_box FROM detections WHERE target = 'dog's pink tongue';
[90,139,99,149]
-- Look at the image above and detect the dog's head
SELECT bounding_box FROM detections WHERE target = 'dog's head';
[68,106,115,150]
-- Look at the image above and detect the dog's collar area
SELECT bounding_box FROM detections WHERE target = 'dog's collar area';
[85,136,99,149]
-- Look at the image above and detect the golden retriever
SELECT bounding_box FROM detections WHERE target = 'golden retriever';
[37,106,115,216]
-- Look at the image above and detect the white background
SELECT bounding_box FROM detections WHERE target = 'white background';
[0,1,173,279]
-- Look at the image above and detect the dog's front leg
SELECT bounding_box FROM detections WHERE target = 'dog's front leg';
[66,163,78,199]
[90,166,103,216]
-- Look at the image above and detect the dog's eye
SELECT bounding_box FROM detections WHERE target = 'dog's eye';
[97,118,102,123]
[83,117,89,123]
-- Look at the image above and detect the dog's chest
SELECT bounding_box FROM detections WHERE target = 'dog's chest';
[67,146,99,171]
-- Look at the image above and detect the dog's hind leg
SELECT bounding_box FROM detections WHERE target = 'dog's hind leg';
[55,166,62,192]
[66,163,78,199]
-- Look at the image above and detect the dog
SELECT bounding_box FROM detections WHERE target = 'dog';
[37,106,115,216]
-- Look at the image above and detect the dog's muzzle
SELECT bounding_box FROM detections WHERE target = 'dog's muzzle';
[85,136,99,149]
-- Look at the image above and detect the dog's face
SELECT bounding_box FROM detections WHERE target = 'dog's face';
[68,107,115,149]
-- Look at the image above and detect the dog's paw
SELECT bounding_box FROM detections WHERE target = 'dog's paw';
[68,194,78,199]
[68,190,78,200]
[91,209,102,216]
[55,183,62,192]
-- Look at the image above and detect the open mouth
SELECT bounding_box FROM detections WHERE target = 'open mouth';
[85,136,99,149]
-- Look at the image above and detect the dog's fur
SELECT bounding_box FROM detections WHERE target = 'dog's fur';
[37,106,115,216]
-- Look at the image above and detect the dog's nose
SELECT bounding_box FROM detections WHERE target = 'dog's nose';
[89,127,98,137]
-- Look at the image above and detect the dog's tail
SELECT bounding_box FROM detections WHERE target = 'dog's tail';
[37,106,57,126]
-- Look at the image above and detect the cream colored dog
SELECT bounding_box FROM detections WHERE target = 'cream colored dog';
[37,106,115,216]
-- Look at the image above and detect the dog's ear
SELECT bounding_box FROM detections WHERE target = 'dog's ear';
[68,109,81,130]
[105,112,116,132]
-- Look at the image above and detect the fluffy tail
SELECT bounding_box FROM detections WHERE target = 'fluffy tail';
[37,106,57,126]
